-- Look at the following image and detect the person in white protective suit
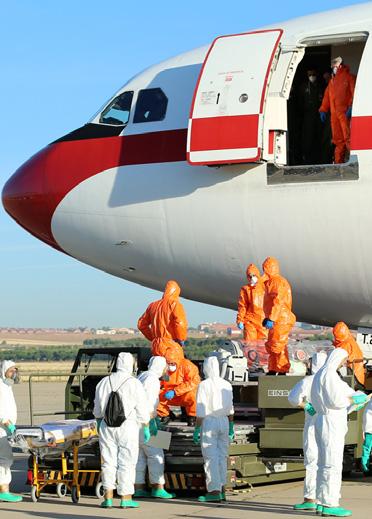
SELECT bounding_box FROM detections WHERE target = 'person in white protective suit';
[361,397,372,472]
[134,356,175,499]
[193,356,234,503]
[311,348,368,518]
[0,360,22,503]
[93,352,150,509]
[288,352,327,511]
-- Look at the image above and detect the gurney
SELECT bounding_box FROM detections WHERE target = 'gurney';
[11,419,101,502]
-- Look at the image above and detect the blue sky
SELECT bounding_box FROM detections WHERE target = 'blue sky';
[0,0,366,328]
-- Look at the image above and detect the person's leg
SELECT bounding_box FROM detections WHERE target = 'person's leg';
[199,417,221,501]
[331,113,346,164]
[294,421,317,510]
[145,445,174,498]
[99,423,118,507]
[266,324,291,374]
[157,393,171,418]
[361,433,372,472]
[217,417,229,500]
[117,421,140,508]
[243,322,258,341]
[134,435,151,497]
[175,391,197,418]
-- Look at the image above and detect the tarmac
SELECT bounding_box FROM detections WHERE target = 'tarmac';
[5,382,372,518]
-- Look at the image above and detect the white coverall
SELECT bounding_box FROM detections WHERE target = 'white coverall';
[0,360,17,485]
[288,352,327,500]
[93,352,150,496]
[363,399,372,434]
[136,356,167,485]
[196,356,234,493]
[311,348,357,508]
[0,361,17,486]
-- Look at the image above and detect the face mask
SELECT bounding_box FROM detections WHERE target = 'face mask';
[333,66,338,75]
[309,75,316,83]
[168,364,177,373]
[12,371,20,384]
[248,275,258,287]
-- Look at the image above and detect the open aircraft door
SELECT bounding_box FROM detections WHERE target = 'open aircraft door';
[187,29,282,165]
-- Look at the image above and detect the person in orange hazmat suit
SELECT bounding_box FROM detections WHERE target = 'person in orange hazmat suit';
[333,321,365,388]
[157,344,200,426]
[236,264,267,341]
[319,56,355,164]
[262,257,296,375]
[137,280,187,357]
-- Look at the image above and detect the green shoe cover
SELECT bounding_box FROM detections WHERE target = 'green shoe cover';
[322,507,352,517]
[220,492,226,501]
[0,493,23,503]
[317,505,324,515]
[293,502,317,510]
[134,489,151,498]
[198,494,221,502]
[120,500,139,508]
[151,488,175,499]
[101,498,113,508]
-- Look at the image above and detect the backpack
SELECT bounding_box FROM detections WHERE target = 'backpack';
[104,376,129,427]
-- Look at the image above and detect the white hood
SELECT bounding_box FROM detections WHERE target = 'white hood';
[311,352,328,374]
[203,356,220,379]
[116,352,134,374]
[1,360,15,380]
[148,356,167,378]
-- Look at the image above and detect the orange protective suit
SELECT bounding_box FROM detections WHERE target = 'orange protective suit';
[319,65,355,164]
[137,280,188,356]
[263,257,296,374]
[236,264,267,341]
[158,344,200,417]
[333,321,365,387]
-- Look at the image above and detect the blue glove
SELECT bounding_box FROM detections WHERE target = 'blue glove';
[352,393,368,405]
[143,425,151,444]
[346,107,352,118]
[320,111,327,123]
[262,318,274,329]
[304,402,316,416]
[96,418,103,433]
[149,418,158,436]
[229,421,235,441]
[165,390,175,400]
[175,339,185,347]
[193,425,201,445]
[237,322,244,330]
[6,424,16,436]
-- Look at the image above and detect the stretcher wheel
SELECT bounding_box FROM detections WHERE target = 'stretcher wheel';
[56,483,68,498]
[31,486,40,502]
[71,485,80,503]
[95,482,104,499]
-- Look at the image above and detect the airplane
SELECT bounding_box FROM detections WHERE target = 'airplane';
[3,3,372,330]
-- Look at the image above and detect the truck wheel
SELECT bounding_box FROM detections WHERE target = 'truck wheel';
[95,481,104,499]
[31,486,40,502]
[56,483,68,498]
[71,486,80,503]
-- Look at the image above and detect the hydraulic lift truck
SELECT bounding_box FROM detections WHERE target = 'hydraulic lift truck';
[37,343,364,493]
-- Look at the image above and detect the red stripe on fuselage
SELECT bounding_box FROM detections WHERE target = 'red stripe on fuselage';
[2,129,188,250]
[351,116,372,150]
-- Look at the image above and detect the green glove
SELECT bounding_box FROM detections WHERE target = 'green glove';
[96,418,103,433]
[304,402,316,416]
[352,393,368,405]
[149,418,158,437]
[155,416,164,430]
[143,425,151,444]
[229,421,235,441]
[193,425,201,445]
[6,424,16,436]
[361,432,372,472]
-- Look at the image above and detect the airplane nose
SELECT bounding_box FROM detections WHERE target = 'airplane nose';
[2,146,61,250]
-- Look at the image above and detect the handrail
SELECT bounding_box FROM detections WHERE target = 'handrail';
[28,371,109,425]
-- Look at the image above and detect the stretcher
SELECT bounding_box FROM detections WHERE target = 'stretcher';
[11,419,101,503]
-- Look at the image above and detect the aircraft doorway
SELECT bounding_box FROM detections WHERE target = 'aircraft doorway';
[287,37,367,167]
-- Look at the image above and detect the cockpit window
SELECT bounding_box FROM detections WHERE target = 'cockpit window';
[99,91,134,126]
[133,88,168,123]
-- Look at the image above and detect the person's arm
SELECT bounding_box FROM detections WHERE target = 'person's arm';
[349,73,356,104]
[237,288,247,325]
[137,307,154,341]
[267,280,286,323]
[135,381,151,426]
[174,362,200,396]
[288,379,308,408]
[172,302,188,341]
[93,379,104,419]
[319,84,330,113]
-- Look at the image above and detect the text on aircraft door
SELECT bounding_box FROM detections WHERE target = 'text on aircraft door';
[187,29,282,165]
